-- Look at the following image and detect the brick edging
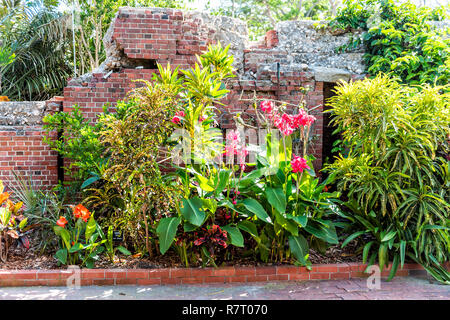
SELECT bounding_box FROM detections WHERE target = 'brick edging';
[0,262,428,287]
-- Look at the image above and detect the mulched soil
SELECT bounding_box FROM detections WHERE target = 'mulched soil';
[0,239,362,270]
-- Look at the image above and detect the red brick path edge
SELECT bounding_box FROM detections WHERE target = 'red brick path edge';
[0,262,430,287]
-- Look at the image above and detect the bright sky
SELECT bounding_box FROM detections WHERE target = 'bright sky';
[59,0,449,13]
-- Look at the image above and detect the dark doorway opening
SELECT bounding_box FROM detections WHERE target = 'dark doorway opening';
[321,82,340,171]
[129,58,158,69]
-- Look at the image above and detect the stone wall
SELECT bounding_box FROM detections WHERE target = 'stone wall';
[0,98,62,190]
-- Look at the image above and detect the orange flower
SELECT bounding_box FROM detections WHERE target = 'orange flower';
[6,199,14,211]
[56,216,68,228]
[0,192,9,205]
[73,204,90,222]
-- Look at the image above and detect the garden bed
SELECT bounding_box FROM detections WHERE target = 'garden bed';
[1,241,362,270]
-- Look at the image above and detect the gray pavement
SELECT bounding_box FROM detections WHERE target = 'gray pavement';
[0,275,448,300]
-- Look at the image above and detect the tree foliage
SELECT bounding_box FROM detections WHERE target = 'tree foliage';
[211,0,340,40]
[330,0,449,86]
[0,0,71,100]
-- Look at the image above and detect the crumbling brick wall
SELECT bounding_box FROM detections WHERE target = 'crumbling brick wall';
[0,7,368,189]
[64,7,367,171]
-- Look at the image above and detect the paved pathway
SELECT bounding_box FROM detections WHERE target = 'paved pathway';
[0,275,448,300]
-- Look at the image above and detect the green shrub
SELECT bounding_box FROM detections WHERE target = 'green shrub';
[324,74,449,283]
[330,0,449,87]
[83,86,181,255]
[42,105,104,182]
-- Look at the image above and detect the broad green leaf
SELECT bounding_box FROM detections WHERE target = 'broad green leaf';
[180,197,205,226]
[215,169,231,196]
[54,225,71,249]
[85,259,94,269]
[202,198,217,214]
[156,217,181,255]
[305,220,338,245]
[381,231,397,242]
[363,241,374,264]
[342,230,366,248]
[378,243,387,271]
[81,176,100,189]
[387,254,399,282]
[55,249,67,265]
[288,234,309,265]
[69,242,84,253]
[286,214,307,227]
[85,215,97,242]
[364,252,378,273]
[265,187,286,214]
[222,225,244,247]
[400,240,406,269]
[237,220,258,238]
[275,211,298,236]
[243,198,272,224]
[183,222,198,232]
[117,246,131,255]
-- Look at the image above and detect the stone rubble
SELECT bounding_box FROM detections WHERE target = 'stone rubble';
[0,101,47,125]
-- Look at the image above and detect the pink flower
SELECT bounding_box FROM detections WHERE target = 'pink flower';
[171,111,185,124]
[274,113,295,136]
[224,130,242,156]
[237,145,248,169]
[224,130,249,170]
[199,115,207,122]
[260,100,274,113]
[303,114,316,126]
[291,155,310,173]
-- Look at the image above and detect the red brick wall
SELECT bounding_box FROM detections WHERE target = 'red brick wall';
[64,7,326,169]
[0,99,61,190]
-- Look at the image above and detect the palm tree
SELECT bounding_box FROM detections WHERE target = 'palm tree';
[0,0,71,100]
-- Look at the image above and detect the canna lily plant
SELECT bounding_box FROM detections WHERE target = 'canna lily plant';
[223,101,341,266]
[158,98,341,267]
[53,204,106,268]
[154,43,341,267]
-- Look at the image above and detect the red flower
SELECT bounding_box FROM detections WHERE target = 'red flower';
[56,216,68,228]
[291,155,310,173]
[260,100,274,113]
[171,111,185,124]
[73,204,90,222]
